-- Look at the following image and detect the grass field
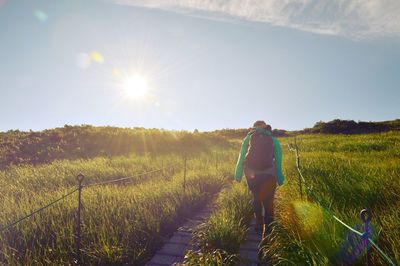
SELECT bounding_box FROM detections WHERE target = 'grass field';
[0,149,237,265]
[266,132,400,265]
[1,132,399,265]
[177,132,399,266]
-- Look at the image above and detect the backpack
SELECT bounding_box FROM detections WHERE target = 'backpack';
[244,131,274,170]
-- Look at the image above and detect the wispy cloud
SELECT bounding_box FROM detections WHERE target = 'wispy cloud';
[112,0,400,38]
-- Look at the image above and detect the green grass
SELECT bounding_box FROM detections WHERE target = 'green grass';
[262,132,400,265]
[0,149,237,265]
[2,132,399,265]
[184,249,238,266]
[184,182,252,265]
[183,132,399,266]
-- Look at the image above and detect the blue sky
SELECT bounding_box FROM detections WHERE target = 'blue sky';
[0,0,399,131]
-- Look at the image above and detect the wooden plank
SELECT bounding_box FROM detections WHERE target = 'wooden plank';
[239,249,259,262]
[239,240,260,250]
[169,233,192,245]
[145,204,216,266]
[246,232,262,242]
[145,262,165,266]
[148,254,183,265]
[158,243,188,257]
[237,217,262,265]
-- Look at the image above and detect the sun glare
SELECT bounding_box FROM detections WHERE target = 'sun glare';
[122,75,149,99]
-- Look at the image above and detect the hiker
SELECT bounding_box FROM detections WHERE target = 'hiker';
[234,120,285,237]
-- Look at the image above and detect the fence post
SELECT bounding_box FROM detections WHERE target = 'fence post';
[183,155,187,192]
[360,209,372,266]
[76,174,84,265]
[295,138,303,199]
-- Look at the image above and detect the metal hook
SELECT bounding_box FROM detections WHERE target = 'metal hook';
[76,173,85,183]
[360,209,372,223]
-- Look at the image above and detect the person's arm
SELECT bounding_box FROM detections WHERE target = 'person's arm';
[272,137,285,185]
[234,134,251,182]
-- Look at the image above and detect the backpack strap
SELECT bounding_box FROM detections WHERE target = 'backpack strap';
[234,132,253,182]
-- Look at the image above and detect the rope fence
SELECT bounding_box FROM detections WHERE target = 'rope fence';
[0,187,79,232]
[289,138,397,266]
[0,157,188,264]
[85,162,181,187]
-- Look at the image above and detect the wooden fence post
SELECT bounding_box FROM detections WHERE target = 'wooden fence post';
[295,138,303,199]
[76,174,84,265]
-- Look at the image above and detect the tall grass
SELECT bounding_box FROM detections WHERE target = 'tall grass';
[3,132,398,265]
[184,182,253,265]
[0,149,237,265]
[183,132,399,265]
[262,132,400,265]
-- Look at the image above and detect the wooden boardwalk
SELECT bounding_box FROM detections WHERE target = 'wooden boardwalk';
[145,208,213,266]
[146,207,265,266]
[237,218,262,266]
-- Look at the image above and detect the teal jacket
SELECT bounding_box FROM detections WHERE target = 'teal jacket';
[234,128,285,185]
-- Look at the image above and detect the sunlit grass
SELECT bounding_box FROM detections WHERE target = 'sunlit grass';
[183,132,399,265]
[262,132,400,265]
[0,148,237,264]
[2,132,399,265]
[185,182,252,265]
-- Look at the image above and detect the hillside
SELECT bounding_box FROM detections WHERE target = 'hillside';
[1,119,398,169]
[207,119,399,139]
[300,119,400,134]
[0,125,229,169]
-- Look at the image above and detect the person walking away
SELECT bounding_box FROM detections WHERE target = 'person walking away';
[234,121,285,237]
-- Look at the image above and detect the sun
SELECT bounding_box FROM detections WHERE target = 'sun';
[122,74,149,99]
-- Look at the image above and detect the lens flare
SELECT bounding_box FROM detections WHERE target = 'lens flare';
[34,9,48,22]
[76,51,104,69]
[112,68,123,77]
[288,200,324,237]
[90,51,104,63]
